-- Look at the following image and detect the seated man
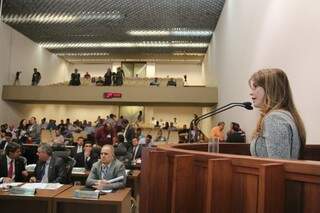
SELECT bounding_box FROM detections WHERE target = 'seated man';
[167,78,177,87]
[144,134,153,148]
[86,145,126,190]
[114,135,132,162]
[128,137,143,161]
[74,141,98,171]
[71,136,85,157]
[0,142,28,183]
[96,76,104,86]
[149,77,160,86]
[226,122,246,143]
[30,144,66,183]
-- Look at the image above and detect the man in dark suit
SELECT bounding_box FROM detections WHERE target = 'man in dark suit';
[123,120,135,149]
[70,136,85,157]
[167,78,177,87]
[31,68,41,86]
[69,68,81,86]
[0,142,28,183]
[27,116,41,144]
[30,144,66,183]
[129,137,143,161]
[86,145,126,190]
[74,141,98,171]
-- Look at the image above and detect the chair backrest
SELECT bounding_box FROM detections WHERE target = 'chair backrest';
[65,157,76,184]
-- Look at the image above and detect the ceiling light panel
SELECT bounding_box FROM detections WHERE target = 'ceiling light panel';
[128,30,212,36]
[40,42,209,49]
[2,0,225,54]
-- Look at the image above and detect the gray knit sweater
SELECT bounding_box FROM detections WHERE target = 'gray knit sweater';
[250,110,301,160]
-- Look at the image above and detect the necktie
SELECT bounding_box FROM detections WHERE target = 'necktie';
[39,164,46,180]
[8,160,13,178]
[101,166,108,180]
[133,146,137,160]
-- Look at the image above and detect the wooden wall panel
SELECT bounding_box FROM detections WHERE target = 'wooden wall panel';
[140,149,169,213]
[206,158,233,213]
[303,183,320,213]
[170,155,194,213]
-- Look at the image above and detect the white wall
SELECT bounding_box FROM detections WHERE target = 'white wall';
[202,40,218,87]
[0,21,69,124]
[9,104,119,123]
[210,0,320,144]
[155,63,203,85]
[146,62,156,77]
[0,22,14,123]
[8,28,69,85]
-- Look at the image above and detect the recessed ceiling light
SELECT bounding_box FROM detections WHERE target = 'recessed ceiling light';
[2,12,122,24]
[40,42,209,49]
[56,53,109,56]
[173,53,205,56]
[128,30,212,37]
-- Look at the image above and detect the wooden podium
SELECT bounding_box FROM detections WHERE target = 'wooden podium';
[140,143,320,213]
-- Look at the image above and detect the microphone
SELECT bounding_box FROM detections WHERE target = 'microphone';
[242,102,253,110]
[188,102,253,143]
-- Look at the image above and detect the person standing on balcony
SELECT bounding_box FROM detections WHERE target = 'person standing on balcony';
[31,68,41,86]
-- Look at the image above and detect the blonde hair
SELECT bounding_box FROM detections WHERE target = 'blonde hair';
[249,68,306,158]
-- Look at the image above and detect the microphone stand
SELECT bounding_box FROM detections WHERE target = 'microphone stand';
[187,102,252,143]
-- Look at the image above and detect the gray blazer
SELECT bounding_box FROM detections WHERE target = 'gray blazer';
[250,110,301,160]
[86,159,127,190]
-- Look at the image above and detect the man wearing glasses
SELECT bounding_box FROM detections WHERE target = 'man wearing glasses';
[86,145,126,190]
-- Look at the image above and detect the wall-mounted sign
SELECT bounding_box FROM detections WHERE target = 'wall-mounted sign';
[103,92,122,99]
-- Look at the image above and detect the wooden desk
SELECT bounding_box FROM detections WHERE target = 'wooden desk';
[140,143,320,213]
[70,169,140,199]
[27,169,140,199]
[53,186,131,213]
[0,184,71,213]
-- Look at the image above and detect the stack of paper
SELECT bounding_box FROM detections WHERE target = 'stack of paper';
[21,183,63,190]
[0,182,23,189]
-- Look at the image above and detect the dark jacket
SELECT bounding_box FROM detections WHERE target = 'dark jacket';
[0,154,26,182]
[128,144,143,160]
[74,152,98,171]
[114,143,132,162]
[34,156,67,183]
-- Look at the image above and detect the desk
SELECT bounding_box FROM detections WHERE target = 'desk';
[53,186,131,213]
[0,184,71,213]
[70,169,140,199]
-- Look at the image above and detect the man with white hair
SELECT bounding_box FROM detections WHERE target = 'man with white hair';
[86,145,126,190]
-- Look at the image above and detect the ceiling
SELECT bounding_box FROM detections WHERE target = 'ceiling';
[1,0,225,61]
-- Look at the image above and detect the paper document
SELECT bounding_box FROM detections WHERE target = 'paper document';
[21,183,63,190]
[107,176,124,183]
[72,167,86,174]
[26,164,36,172]
[0,182,23,189]
[95,189,112,194]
